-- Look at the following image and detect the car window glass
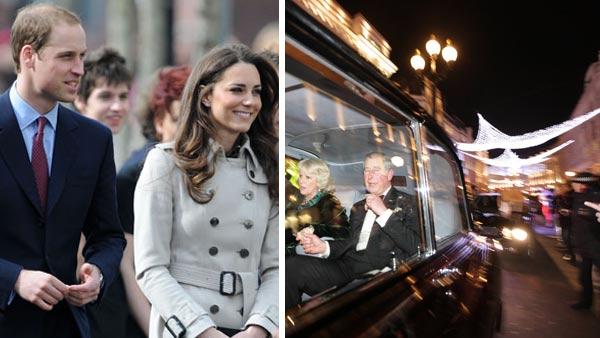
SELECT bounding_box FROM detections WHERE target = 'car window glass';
[421,130,469,242]
[285,69,424,259]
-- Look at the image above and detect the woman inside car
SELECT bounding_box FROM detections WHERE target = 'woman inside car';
[285,158,350,255]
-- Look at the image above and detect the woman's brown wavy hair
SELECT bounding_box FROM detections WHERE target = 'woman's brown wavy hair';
[174,43,278,204]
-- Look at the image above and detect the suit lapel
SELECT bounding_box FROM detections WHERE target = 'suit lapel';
[351,200,367,230]
[384,187,399,208]
[0,92,44,215]
[46,106,78,215]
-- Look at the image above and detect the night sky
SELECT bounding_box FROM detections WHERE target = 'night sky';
[336,0,600,156]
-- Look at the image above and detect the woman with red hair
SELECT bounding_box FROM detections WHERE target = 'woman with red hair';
[115,65,192,337]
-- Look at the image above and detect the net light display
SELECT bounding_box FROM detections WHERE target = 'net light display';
[460,140,574,168]
[457,108,600,151]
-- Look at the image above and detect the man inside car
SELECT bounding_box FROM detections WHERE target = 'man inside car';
[286,152,419,309]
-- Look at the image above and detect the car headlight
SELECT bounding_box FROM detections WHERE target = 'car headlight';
[501,227,513,239]
[511,228,528,241]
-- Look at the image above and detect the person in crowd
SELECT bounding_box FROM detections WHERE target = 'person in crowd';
[73,47,146,338]
[286,152,419,309]
[556,186,575,262]
[134,43,278,337]
[112,65,191,337]
[118,65,192,189]
[539,188,555,227]
[74,47,131,134]
[0,4,125,337]
[285,158,349,255]
[569,172,600,310]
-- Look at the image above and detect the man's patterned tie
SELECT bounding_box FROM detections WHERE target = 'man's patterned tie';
[31,117,48,210]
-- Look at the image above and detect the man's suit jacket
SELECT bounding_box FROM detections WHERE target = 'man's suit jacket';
[328,187,419,275]
[0,91,126,338]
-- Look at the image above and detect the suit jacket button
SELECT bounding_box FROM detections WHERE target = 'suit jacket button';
[249,170,255,178]
[209,247,218,256]
[239,249,249,258]
[243,220,253,229]
[210,217,219,227]
[243,191,254,200]
[210,305,219,314]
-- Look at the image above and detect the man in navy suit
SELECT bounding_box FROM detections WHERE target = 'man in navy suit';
[286,152,419,309]
[0,4,125,338]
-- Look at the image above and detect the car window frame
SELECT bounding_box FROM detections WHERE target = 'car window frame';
[419,128,472,248]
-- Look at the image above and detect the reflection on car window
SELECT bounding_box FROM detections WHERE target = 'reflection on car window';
[285,70,423,259]
[421,131,469,242]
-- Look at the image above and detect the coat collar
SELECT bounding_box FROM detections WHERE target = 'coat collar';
[0,90,42,214]
[10,82,59,131]
[0,91,78,215]
[210,135,268,184]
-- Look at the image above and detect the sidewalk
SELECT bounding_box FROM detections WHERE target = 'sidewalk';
[532,223,600,318]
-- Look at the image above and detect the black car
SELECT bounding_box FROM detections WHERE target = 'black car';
[471,193,534,257]
[285,1,502,337]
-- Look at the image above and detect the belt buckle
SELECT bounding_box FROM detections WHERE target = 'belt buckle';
[165,315,186,338]
[220,271,236,295]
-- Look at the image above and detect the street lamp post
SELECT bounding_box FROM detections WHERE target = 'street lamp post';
[410,35,457,124]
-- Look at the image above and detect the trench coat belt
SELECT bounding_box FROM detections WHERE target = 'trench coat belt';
[169,263,246,295]
[238,271,259,320]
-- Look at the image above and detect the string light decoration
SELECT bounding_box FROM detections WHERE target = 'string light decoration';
[487,163,547,176]
[460,140,574,168]
[456,108,600,151]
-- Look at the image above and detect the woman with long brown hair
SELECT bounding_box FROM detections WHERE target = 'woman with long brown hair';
[134,44,278,338]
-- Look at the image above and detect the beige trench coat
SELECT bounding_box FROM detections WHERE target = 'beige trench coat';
[134,138,278,338]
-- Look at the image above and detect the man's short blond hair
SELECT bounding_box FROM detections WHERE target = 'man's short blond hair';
[11,3,81,72]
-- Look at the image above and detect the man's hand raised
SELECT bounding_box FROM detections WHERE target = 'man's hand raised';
[66,263,102,307]
[14,269,68,311]
[365,194,387,215]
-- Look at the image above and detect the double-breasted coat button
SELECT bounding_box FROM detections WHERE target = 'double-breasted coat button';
[239,249,250,258]
[210,305,219,314]
[243,220,253,229]
[210,217,219,226]
[209,247,218,256]
[249,170,255,178]
[243,191,254,200]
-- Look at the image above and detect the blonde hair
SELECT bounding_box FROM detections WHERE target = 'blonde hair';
[298,159,334,192]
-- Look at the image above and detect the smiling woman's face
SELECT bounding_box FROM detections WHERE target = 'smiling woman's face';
[205,62,262,142]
